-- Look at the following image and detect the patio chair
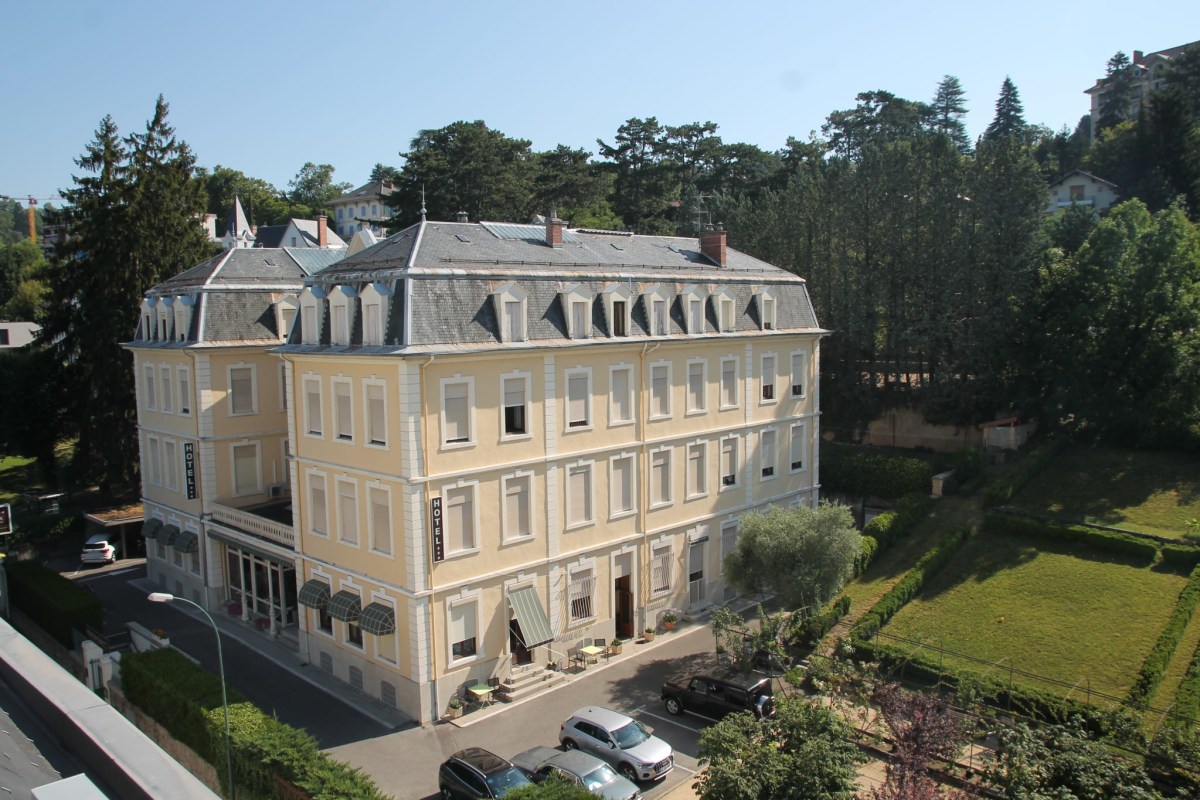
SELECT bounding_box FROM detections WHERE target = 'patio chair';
[593,638,609,661]
[568,647,587,671]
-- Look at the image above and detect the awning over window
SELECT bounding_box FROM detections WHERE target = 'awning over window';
[142,519,162,540]
[508,585,553,648]
[159,524,180,548]
[297,579,331,610]
[328,590,361,622]
[173,530,199,553]
[359,602,396,636]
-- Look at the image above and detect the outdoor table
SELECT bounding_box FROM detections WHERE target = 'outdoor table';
[580,644,605,666]
[467,683,494,706]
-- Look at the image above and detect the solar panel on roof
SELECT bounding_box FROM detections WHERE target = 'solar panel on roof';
[456,234,471,243]
[610,242,623,251]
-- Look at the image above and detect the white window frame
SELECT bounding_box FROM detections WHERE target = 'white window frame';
[501,471,535,544]
[276,296,298,343]
[145,434,161,486]
[714,287,737,332]
[227,362,258,416]
[163,438,178,491]
[720,356,740,410]
[443,481,480,555]
[609,453,636,520]
[681,284,708,334]
[720,520,740,577]
[790,422,808,473]
[368,484,393,556]
[686,440,709,500]
[174,299,191,343]
[332,377,354,443]
[760,428,778,482]
[447,594,481,666]
[231,440,262,497]
[299,289,322,344]
[336,477,359,547]
[307,470,328,537]
[602,283,634,338]
[140,301,154,341]
[279,363,288,411]
[720,436,739,491]
[567,564,597,625]
[500,371,532,441]
[177,366,191,416]
[686,358,708,415]
[757,288,777,331]
[608,364,635,427]
[649,361,672,420]
[564,367,592,432]
[642,284,670,336]
[560,284,593,339]
[790,349,808,399]
[360,282,391,346]
[440,376,475,448]
[159,366,173,414]
[329,286,355,346]
[650,544,673,595]
[364,379,388,448]
[649,447,673,509]
[303,375,323,438]
[565,460,595,530]
[760,353,778,405]
[492,282,528,343]
[143,364,157,410]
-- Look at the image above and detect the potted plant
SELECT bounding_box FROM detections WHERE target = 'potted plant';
[446,696,464,719]
[546,659,560,672]
[643,628,656,642]
[610,637,624,655]
[662,612,678,631]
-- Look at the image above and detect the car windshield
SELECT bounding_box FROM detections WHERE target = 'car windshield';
[487,767,532,796]
[611,720,651,749]
[581,764,620,790]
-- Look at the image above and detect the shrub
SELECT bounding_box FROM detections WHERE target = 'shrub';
[821,448,934,499]
[1128,564,1200,705]
[983,437,1065,508]
[790,596,851,648]
[1161,543,1200,569]
[4,559,102,647]
[855,493,935,575]
[982,512,1159,563]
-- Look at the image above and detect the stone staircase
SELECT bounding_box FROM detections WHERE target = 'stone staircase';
[496,663,567,703]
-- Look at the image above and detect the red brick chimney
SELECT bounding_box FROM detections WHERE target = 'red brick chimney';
[700,223,727,266]
[318,215,328,248]
[1133,50,1144,64]
[546,213,564,248]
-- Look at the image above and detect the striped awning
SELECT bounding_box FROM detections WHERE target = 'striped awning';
[508,586,554,648]
[142,519,162,540]
[359,602,396,635]
[159,524,181,548]
[328,591,361,622]
[173,530,199,553]
[297,579,331,610]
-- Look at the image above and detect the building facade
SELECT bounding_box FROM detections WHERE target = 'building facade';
[278,218,824,723]
[1084,41,1198,138]
[328,181,395,240]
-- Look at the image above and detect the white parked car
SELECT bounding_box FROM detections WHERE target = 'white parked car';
[558,706,673,783]
[81,533,116,565]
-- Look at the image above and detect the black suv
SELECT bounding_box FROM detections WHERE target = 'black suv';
[438,747,533,799]
[661,672,775,721]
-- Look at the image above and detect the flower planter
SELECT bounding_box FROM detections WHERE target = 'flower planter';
[610,644,623,655]
[642,631,656,642]
[445,704,463,720]
[663,621,676,631]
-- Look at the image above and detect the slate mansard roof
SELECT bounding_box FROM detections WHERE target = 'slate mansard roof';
[131,247,346,347]
[284,220,823,354]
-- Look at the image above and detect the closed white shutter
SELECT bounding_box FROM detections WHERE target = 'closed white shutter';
[367,384,386,444]
[370,487,391,554]
[568,465,591,525]
[688,443,706,496]
[234,444,258,495]
[505,300,522,341]
[305,380,322,435]
[721,438,737,486]
[652,366,669,417]
[335,382,352,439]
[689,298,703,332]
[364,303,381,345]
[446,486,475,550]
[761,430,777,478]
[761,355,776,401]
[572,300,589,338]
[612,457,633,513]
[651,450,671,505]
[791,352,806,397]
[567,373,588,427]
[721,359,737,407]
[309,474,327,533]
[444,383,469,442]
[612,367,632,422]
[688,362,705,411]
[791,423,806,470]
[505,476,531,538]
[338,481,357,543]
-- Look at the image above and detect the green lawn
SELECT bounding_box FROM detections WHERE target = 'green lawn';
[883,530,1187,703]
[1006,444,1200,539]
[0,455,37,504]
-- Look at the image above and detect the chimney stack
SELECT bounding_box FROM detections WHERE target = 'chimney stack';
[1134,50,1144,64]
[546,212,564,248]
[700,223,727,267]
[456,210,469,223]
[318,215,328,248]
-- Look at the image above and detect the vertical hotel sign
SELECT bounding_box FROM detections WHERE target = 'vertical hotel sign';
[183,443,197,500]
[430,496,444,562]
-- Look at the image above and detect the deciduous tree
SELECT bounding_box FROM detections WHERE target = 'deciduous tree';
[287,162,351,215]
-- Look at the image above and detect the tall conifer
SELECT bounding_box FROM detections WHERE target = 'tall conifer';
[983,77,1028,142]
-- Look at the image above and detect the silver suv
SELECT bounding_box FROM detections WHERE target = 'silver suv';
[558,706,673,783]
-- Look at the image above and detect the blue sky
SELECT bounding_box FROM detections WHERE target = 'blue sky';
[3,1,1195,205]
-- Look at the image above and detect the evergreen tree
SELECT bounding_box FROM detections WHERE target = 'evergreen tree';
[1099,51,1136,132]
[367,163,401,185]
[983,77,1027,142]
[596,117,678,234]
[930,75,971,153]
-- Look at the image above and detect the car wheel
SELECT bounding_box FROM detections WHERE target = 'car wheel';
[665,696,683,715]
[441,787,454,800]
[562,738,577,750]
[618,763,639,783]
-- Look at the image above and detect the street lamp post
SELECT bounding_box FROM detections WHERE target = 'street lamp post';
[148,592,234,798]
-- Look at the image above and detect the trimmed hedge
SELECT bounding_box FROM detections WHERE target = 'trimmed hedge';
[982,512,1159,563]
[4,559,102,647]
[983,437,1065,508]
[1128,564,1200,705]
[855,493,935,575]
[1162,544,1200,570]
[852,526,969,641]
[791,595,851,647]
[820,448,934,499]
[121,648,388,800]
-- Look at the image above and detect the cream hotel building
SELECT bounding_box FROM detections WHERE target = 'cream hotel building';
[130,215,824,724]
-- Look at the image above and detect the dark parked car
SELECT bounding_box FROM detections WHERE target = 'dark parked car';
[438,747,533,799]
[661,672,775,721]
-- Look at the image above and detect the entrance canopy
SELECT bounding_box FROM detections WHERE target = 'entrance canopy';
[508,586,553,648]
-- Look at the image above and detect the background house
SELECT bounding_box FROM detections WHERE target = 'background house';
[1046,170,1119,214]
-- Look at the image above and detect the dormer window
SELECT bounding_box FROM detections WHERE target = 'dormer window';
[140,299,155,340]
[492,282,527,343]
[681,285,708,334]
[173,297,193,342]
[329,285,356,346]
[601,283,634,339]
[276,296,299,343]
[299,287,324,344]
[713,287,737,332]
[757,289,777,331]
[361,282,392,346]
[157,299,173,341]
[641,284,671,337]
[560,283,593,340]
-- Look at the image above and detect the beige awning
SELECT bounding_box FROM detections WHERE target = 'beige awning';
[508,586,553,648]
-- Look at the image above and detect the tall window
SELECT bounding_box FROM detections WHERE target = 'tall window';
[337,480,358,545]
[569,568,596,622]
[791,422,807,472]
[304,377,323,436]
[442,380,472,444]
[177,367,191,415]
[503,474,533,541]
[163,440,178,490]
[144,364,156,410]
[760,354,776,402]
[610,455,635,517]
[651,546,672,594]
[502,375,528,436]
[570,300,590,339]
[721,437,738,488]
[334,380,353,441]
[566,370,591,429]
[232,442,260,496]
[308,472,328,535]
[504,300,523,342]
[445,484,477,552]
[280,364,288,410]
[688,297,704,333]
[366,382,387,446]
[146,436,161,485]
[363,302,383,345]
[760,429,777,480]
[791,351,807,398]
[719,296,735,332]
[230,365,256,415]
[612,300,627,336]
[609,365,634,425]
[720,357,739,409]
[652,299,668,336]
[566,463,594,528]
[687,360,707,413]
[449,601,478,660]
[761,296,776,330]
[302,303,318,343]
[687,442,708,499]
[159,366,173,413]
[721,521,740,576]
[650,363,671,419]
[650,448,672,507]
[369,486,392,554]
[331,302,349,345]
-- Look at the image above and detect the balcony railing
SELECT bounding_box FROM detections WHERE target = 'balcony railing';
[212,503,295,548]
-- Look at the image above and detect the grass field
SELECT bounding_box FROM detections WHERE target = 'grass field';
[882,530,1187,702]
[1006,444,1200,539]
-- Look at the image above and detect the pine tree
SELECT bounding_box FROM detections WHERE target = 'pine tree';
[1099,51,1136,132]
[930,75,971,153]
[983,77,1027,142]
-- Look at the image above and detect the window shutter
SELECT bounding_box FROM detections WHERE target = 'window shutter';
[612,368,631,421]
[689,363,704,410]
[370,487,391,554]
[367,384,386,444]
[234,445,257,494]
[568,374,588,426]
[445,383,469,442]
